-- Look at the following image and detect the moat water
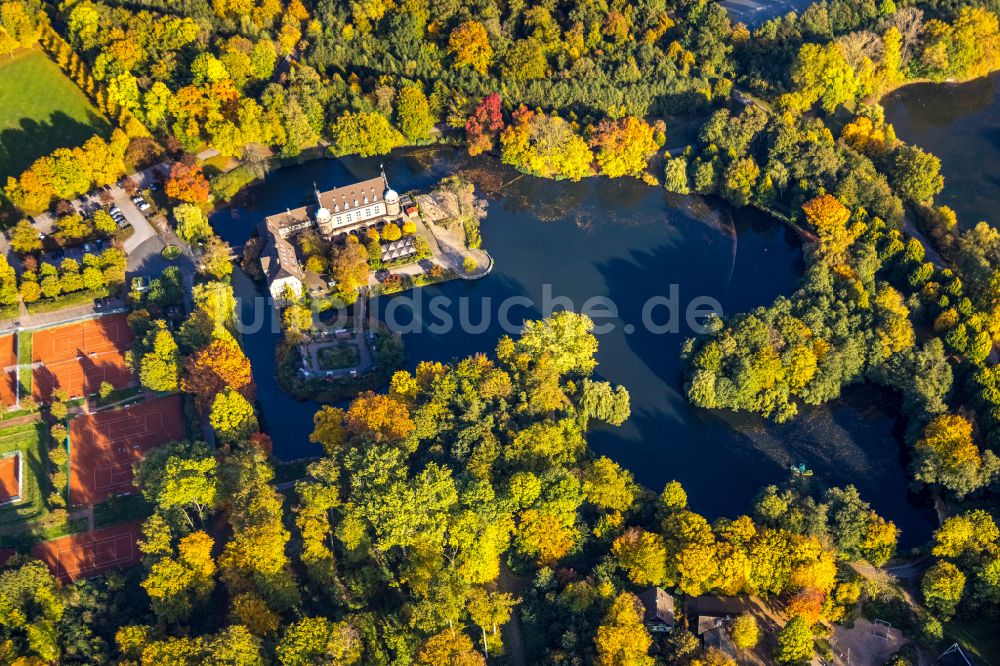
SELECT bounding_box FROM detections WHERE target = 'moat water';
[884,72,1000,229]
[211,147,937,547]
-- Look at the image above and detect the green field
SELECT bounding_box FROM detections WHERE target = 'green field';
[0,48,110,182]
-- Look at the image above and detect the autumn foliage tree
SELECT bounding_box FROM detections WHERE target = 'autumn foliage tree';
[801,194,861,259]
[594,593,654,666]
[913,413,1000,498]
[165,161,211,204]
[182,331,255,409]
[330,237,370,300]
[448,21,493,75]
[344,391,415,442]
[589,116,659,179]
[465,93,504,156]
[4,131,129,212]
[501,106,593,181]
[417,629,486,666]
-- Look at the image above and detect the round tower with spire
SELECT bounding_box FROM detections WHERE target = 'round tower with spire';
[382,164,400,217]
[313,181,334,235]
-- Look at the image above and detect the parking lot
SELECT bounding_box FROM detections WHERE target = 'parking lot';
[41,237,113,266]
[29,167,163,256]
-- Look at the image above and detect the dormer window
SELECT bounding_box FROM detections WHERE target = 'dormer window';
[354,198,359,206]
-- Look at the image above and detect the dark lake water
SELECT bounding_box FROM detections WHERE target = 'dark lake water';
[210,147,936,546]
[884,73,1000,229]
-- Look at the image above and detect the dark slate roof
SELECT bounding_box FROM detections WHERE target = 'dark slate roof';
[319,176,385,213]
[258,220,304,281]
[637,587,675,625]
[704,626,737,659]
[685,596,751,635]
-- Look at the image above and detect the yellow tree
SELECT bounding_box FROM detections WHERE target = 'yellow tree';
[611,528,668,586]
[515,509,575,565]
[589,117,659,178]
[913,413,1000,498]
[448,21,493,75]
[663,510,719,595]
[594,593,654,666]
[344,391,415,442]
[731,613,760,653]
[310,406,348,455]
[801,194,861,259]
[417,629,486,665]
[500,106,593,181]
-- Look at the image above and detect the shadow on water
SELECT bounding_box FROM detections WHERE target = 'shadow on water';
[211,146,935,545]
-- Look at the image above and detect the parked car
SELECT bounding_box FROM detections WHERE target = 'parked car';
[83,243,93,253]
[93,298,104,310]
[109,204,122,216]
[132,195,151,211]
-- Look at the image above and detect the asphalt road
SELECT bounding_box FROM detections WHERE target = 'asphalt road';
[118,197,157,254]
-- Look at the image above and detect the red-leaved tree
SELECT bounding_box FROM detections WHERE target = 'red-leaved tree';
[465,93,504,156]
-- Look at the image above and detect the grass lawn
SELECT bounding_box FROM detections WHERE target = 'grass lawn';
[0,517,88,549]
[945,616,1000,664]
[0,422,49,528]
[317,342,361,370]
[16,329,31,397]
[0,48,111,182]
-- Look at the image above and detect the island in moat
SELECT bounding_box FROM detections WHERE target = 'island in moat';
[247,168,492,401]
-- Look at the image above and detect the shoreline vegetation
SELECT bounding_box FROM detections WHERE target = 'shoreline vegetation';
[1,0,1000,663]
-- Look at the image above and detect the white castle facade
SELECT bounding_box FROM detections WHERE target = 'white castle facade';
[259,169,401,302]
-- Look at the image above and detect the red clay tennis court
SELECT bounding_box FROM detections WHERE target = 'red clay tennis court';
[0,335,16,407]
[69,395,186,505]
[31,520,142,582]
[31,315,135,402]
[0,452,20,504]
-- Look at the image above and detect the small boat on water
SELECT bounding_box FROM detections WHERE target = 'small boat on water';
[790,462,813,477]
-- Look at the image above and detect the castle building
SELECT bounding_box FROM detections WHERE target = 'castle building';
[259,168,401,302]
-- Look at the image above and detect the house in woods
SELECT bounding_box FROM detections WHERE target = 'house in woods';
[259,167,403,302]
[685,594,747,660]
[685,595,748,634]
[637,587,675,633]
[704,625,738,660]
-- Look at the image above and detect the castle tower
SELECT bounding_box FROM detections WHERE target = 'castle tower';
[313,181,334,235]
[381,164,401,217]
[316,206,333,235]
